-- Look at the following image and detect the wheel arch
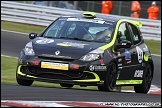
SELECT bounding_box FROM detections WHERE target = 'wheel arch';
[109,58,118,67]
[108,59,118,71]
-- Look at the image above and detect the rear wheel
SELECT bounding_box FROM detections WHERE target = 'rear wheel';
[60,83,74,88]
[98,62,117,92]
[134,64,153,93]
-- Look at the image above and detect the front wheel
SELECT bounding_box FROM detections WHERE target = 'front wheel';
[134,64,153,93]
[16,74,34,86]
[16,64,34,86]
[98,62,117,92]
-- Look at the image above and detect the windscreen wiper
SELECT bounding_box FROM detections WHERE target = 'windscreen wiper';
[44,36,56,38]
[59,36,92,42]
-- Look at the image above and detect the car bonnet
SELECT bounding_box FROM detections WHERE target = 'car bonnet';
[32,37,106,59]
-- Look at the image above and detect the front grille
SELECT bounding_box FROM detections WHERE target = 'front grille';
[38,56,75,62]
[28,66,83,78]
[20,66,95,80]
[37,73,72,80]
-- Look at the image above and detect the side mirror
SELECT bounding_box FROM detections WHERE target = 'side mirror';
[29,32,37,39]
[116,40,132,49]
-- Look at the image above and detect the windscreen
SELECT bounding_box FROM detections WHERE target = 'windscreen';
[43,17,114,43]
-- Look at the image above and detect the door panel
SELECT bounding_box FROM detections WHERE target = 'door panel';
[115,22,139,80]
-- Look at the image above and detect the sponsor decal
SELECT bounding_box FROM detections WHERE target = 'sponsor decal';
[89,65,107,71]
[126,60,131,64]
[117,71,120,79]
[134,70,143,78]
[89,65,95,71]
[136,46,143,63]
[36,38,54,44]
[57,42,88,48]
[118,58,122,62]
[41,62,69,70]
[118,63,122,67]
[56,43,71,47]
[125,49,131,60]
[67,18,105,24]
[118,67,122,69]
[95,66,107,71]
[116,80,143,85]
[55,51,60,55]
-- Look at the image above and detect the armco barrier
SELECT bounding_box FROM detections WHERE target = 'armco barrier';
[1,1,161,41]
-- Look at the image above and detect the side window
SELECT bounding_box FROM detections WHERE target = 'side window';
[117,23,132,43]
[128,23,141,45]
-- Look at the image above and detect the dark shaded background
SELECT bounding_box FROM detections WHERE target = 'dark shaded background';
[69,1,161,20]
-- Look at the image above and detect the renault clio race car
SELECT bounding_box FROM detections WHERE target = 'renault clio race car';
[16,12,154,93]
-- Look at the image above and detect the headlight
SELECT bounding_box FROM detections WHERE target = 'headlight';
[80,48,104,61]
[23,42,35,55]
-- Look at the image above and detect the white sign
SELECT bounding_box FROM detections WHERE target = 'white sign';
[134,70,143,78]
[36,38,54,44]
[89,65,107,71]
[41,62,68,70]
[67,18,105,24]
[89,65,95,71]
[136,46,143,63]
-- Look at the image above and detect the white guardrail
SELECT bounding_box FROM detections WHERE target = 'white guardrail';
[1,1,161,41]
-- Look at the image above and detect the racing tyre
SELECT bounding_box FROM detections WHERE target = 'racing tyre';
[98,62,117,92]
[16,64,34,86]
[16,74,34,86]
[134,64,153,93]
[98,85,105,91]
[60,83,74,88]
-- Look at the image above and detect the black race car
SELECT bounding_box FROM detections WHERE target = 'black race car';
[16,12,154,93]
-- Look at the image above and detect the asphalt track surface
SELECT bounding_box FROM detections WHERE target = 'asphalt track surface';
[1,30,161,102]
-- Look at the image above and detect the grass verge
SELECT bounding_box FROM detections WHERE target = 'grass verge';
[1,21,161,55]
[1,21,46,34]
[1,55,133,91]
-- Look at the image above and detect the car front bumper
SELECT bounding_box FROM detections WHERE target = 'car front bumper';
[16,55,108,86]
